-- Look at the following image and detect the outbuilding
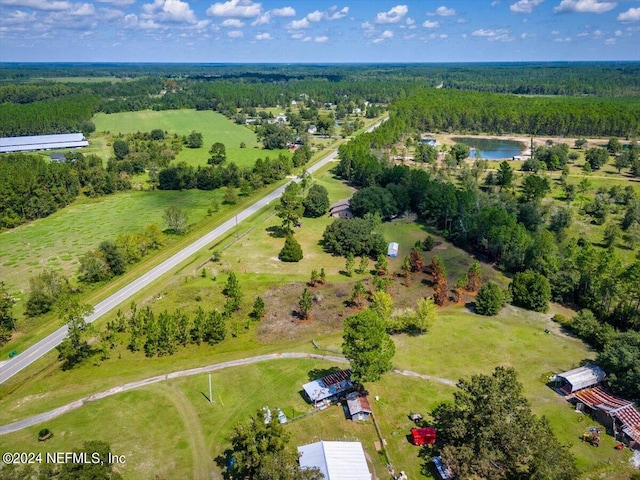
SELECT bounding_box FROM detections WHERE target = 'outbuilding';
[298,441,371,480]
[302,369,353,407]
[555,364,606,394]
[0,133,89,153]
[346,392,372,421]
[387,242,399,258]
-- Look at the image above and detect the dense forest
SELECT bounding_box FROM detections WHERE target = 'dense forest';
[1,63,640,136]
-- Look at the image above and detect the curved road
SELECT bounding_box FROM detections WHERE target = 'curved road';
[0,150,340,385]
[0,352,453,435]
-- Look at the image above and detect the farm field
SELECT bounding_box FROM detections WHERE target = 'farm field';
[92,109,287,169]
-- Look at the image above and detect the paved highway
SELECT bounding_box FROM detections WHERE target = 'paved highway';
[0,149,343,385]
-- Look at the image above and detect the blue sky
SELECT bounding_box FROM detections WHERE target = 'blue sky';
[1,0,639,62]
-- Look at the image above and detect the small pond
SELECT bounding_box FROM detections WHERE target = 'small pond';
[453,137,525,160]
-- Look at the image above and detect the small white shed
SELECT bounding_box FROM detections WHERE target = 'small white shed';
[387,242,399,258]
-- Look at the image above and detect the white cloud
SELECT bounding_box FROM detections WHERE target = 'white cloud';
[429,6,456,16]
[255,32,271,40]
[555,36,572,41]
[553,0,617,14]
[604,37,616,44]
[227,29,243,37]
[271,6,294,17]
[491,0,500,5]
[301,6,349,23]
[375,4,408,24]
[422,20,440,28]
[287,17,309,29]
[0,0,70,11]
[614,29,622,36]
[510,0,544,14]
[70,2,94,15]
[372,29,393,43]
[618,8,640,22]
[307,10,323,22]
[326,6,348,20]
[302,35,311,41]
[123,12,137,27]
[290,32,304,39]
[406,17,415,25]
[472,28,514,41]
[314,35,328,42]
[142,0,198,24]
[96,0,134,6]
[361,20,375,36]
[221,18,244,27]
[207,0,261,18]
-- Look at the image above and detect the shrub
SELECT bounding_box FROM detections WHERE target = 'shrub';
[279,235,303,262]
[475,281,505,316]
[510,270,551,312]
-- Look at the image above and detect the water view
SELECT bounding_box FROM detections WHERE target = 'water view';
[453,137,526,160]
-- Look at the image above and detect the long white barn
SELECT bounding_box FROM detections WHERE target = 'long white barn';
[0,133,89,153]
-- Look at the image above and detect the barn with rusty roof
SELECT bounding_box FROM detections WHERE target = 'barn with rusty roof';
[302,369,353,407]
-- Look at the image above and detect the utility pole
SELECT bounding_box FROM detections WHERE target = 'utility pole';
[209,373,212,404]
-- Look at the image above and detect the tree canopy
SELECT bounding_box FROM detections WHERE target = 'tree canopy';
[432,367,578,480]
[342,308,396,382]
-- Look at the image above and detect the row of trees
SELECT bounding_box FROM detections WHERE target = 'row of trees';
[390,89,640,137]
[77,224,164,284]
[157,153,296,191]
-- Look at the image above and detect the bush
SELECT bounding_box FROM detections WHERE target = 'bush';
[475,282,505,316]
[510,270,551,312]
[279,235,303,262]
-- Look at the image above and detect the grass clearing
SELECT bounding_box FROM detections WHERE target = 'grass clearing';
[92,109,276,169]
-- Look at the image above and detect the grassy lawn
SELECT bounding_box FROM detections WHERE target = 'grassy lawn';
[1,307,635,479]
[92,109,281,170]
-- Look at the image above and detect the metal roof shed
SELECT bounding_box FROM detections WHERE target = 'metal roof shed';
[555,365,606,394]
[298,441,371,480]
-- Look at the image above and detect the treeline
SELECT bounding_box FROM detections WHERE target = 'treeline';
[0,153,130,230]
[0,154,79,228]
[0,95,99,136]
[3,62,639,96]
[389,89,640,138]
[107,303,227,358]
[77,225,164,284]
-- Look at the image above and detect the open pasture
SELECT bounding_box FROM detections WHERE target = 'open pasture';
[92,109,285,169]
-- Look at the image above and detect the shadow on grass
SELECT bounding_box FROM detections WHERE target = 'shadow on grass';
[266,225,287,238]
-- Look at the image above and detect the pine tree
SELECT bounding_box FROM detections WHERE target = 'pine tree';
[250,296,266,320]
[350,281,368,307]
[356,256,370,275]
[298,288,313,320]
[279,234,303,262]
[345,253,355,277]
[374,254,388,276]
[466,260,482,291]
[223,271,243,313]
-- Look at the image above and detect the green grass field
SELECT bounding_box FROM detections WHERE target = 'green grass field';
[1,306,636,479]
[92,109,287,169]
